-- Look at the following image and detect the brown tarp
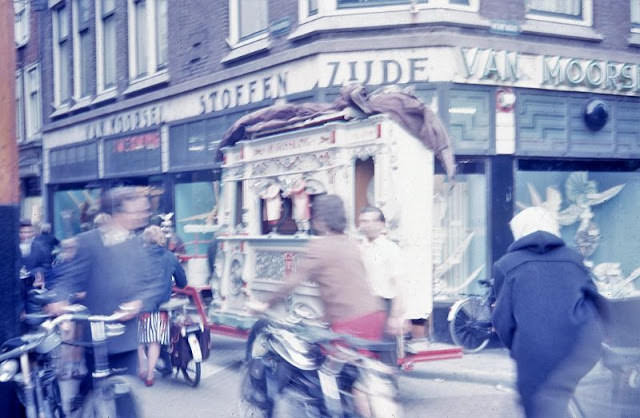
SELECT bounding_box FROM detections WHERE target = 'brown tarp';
[217,84,456,179]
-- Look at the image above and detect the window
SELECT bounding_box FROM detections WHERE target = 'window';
[16,71,24,142]
[52,4,72,108]
[337,0,426,7]
[96,0,117,93]
[432,160,487,301]
[228,0,268,45]
[14,0,30,46]
[526,0,592,25]
[632,0,640,29]
[128,0,168,83]
[73,0,93,99]
[24,65,42,139]
[516,163,640,298]
[294,0,481,39]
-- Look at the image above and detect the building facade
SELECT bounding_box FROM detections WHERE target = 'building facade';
[37,0,640,333]
[15,0,46,223]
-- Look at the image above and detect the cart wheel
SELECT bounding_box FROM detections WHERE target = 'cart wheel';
[449,297,492,353]
[181,359,201,387]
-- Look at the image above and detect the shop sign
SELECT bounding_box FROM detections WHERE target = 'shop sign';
[86,104,163,140]
[103,131,162,176]
[458,47,640,94]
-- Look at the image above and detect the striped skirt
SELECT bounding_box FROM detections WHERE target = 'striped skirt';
[138,311,170,345]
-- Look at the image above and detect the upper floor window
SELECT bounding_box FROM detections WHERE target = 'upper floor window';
[73,0,93,100]
[128,0,168,82]
[526,0,592,25]
[96,0,117,93]
[632,0,640,29]
[228,0,268,45]
[52,3,73,108]
[16,71,24,142]
[14,0,30,47]
[295,0,481,39]
[24,64,42,139]
[337,0,427,7]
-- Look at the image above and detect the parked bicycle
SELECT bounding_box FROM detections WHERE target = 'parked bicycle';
[448,278,495,353]
[0,304,141,417]
[156,296,210,387]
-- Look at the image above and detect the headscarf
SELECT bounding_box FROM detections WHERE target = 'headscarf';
[509,206,560,241]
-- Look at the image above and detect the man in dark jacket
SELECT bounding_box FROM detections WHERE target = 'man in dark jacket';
[48,187,158,375]
[492,207,605,418]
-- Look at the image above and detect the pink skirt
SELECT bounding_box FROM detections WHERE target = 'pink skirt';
[331,311,386,341]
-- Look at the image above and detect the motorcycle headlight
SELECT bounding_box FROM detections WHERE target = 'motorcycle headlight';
[0,360,19,383]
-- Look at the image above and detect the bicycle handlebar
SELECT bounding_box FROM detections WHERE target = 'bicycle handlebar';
[0,308,131,363]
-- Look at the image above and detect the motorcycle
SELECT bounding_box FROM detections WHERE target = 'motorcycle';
[241,305,402,418]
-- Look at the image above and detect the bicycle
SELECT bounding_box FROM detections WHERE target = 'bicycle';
[157,296,209,387]
[447,278,495,353]
[0,304,141,417]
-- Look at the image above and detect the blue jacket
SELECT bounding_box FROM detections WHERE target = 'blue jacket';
[143,244,187,312]
[52,229,157,354]
[492,231,604,399]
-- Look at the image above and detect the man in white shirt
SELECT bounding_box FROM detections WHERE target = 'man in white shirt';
[358,206,405,336]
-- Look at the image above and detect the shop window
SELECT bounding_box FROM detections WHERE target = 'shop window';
[53,186,103,240]
[516,161,640,298]
[433,160,487,301]
[174,176,218,256]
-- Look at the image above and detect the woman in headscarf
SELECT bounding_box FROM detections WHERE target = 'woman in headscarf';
[137,225,187,386]
[492,207,605,418]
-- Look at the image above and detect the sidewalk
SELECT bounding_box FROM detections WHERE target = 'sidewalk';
[406,347,517,387]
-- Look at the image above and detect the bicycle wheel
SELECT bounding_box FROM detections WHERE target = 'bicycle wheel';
[449,297,492,353]
[181,359,201,387]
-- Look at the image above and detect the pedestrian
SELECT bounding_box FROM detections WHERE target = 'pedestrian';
[19,219,51,311]
[47,187,159,382]
[33,222,60,265]
[492,206,606,418]
[249,194,386,340]
[137,225,187,386]
[358,206,405,334]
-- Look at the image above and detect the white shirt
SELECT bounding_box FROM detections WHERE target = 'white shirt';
[360,235,403,299]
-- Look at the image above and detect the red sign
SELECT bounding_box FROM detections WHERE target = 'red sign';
[113,132,160,153]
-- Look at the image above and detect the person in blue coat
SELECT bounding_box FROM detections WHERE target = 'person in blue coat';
[48,188,158,375]
[492,206,605,418]
[137,225,187,386]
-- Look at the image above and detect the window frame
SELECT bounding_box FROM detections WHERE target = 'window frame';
[24,63,42,140]
[51,2,73,111]
[95,0,117,96]
[294,0,482,39]
[632,0,640,31]
[228,0,269,47]
[14,0,30,47]
[525,0,592,27]
[127,0,168,86]
[16,70,24,143]
[72,0,93,102]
